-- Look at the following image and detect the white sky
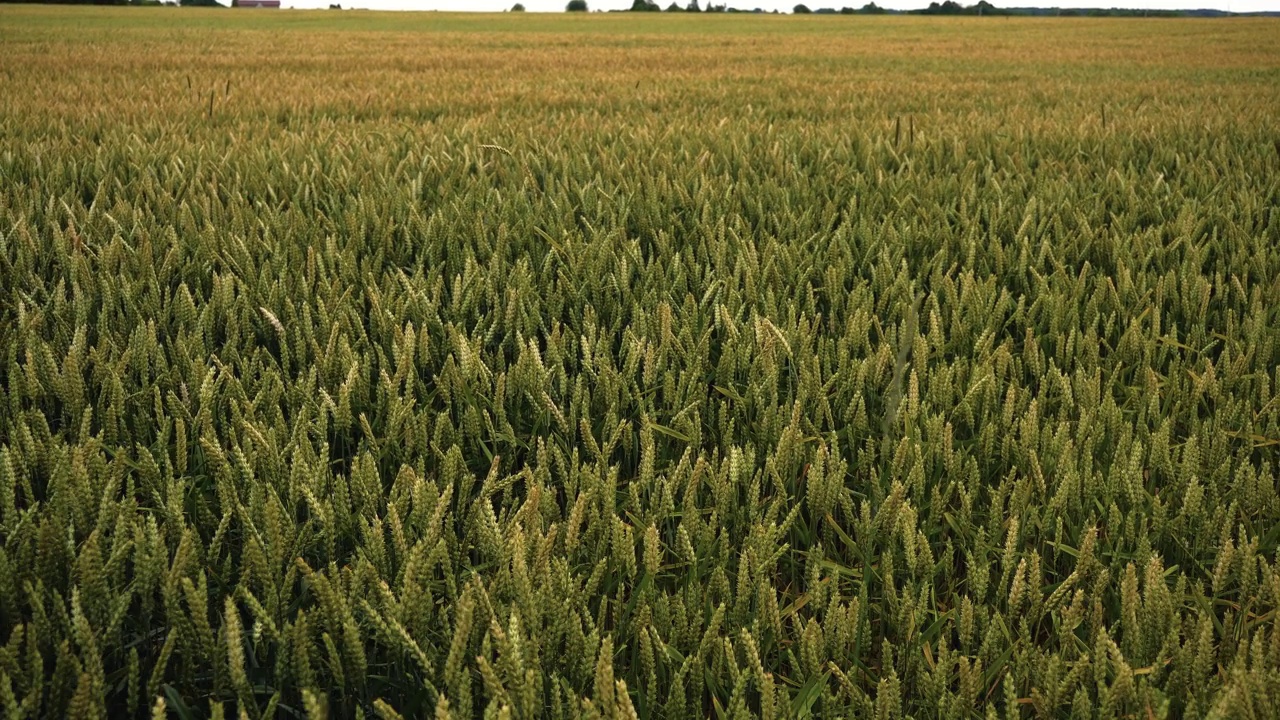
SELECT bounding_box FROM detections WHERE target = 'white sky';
[284,0,1278,12]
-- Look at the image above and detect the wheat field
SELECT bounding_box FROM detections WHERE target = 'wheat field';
[2,6,1280,719]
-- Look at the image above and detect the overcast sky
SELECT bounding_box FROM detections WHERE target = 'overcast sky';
[283,0,1277,12]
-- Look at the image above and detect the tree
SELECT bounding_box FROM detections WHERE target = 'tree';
[921,0,964,14]
[630,0,659,9]
[666,1,683,9]
[511,2,525,9]
[686,0,701,10]
[566,0,588,9]
[793,3,811,12]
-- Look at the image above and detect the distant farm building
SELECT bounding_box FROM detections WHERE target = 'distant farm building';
[236,0,281,7]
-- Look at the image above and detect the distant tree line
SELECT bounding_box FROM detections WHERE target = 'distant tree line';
[624,0,744,10]
[609,0,1238,15]
[616,1,935,12]
[793,4,885,13]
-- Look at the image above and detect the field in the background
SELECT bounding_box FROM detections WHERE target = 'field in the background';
[2,6,1280,719]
